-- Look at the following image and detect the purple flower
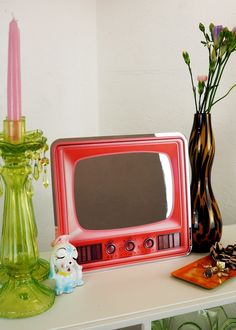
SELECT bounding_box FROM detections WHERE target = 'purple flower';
[213,25,223,44]
[232,26,236,34]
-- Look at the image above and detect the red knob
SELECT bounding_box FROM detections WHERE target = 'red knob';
[125,240,135,251]
[106,243,116,254]
[144,238,154,249]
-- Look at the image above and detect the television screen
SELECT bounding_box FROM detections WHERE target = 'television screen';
[74,152,173,230]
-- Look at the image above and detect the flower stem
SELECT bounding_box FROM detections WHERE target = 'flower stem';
[212,82,236,106]
[200,42,217,112]
[201,61,216,113]
[198,93,202,113]
[206,55,222,111]
[187,64,198,112]
[206,54,230,112]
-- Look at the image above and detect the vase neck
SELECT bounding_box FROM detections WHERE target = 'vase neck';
[189,112,215,176]
[194,112,211,124]
[192,112,213,135]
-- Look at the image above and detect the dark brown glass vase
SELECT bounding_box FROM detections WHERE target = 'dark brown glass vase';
[189,113,222,252]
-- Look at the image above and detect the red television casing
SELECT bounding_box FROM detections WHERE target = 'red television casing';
[51,133,192,271]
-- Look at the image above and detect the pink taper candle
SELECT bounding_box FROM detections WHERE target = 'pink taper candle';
[7,18,22,121]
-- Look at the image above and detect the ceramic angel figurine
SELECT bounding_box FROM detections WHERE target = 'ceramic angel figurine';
[49,235,84,295]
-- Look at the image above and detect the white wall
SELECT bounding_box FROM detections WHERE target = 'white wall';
[0,0,98,251]
[97,0,236,228]
[0,0,235,252]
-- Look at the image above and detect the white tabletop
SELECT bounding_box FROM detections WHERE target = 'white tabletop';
[1,224,236,330]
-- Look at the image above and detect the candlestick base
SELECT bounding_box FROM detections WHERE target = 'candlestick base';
[0,275,54,319]
[0,257,50,286]
[32,258,51,281]
[0,268,8,288]
[0,118,55,318]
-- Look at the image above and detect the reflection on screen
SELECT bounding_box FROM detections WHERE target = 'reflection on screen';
[74,152,173,230]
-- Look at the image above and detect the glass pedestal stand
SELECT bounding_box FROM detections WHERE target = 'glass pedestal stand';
[0,118,55,318]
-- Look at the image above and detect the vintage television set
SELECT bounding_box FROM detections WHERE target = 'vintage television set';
[51,133,192,271]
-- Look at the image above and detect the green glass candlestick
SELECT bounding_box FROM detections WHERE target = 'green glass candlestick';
[0,118,55,318]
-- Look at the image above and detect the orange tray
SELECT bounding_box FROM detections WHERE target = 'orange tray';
[171,255,236,289]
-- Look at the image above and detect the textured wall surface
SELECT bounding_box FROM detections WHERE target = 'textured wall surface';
[97,0,236,229]
[0,0,235,251]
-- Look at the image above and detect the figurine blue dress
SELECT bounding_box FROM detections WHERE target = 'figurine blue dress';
[49,235,84,295]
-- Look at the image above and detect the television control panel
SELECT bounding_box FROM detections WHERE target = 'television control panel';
[76,232,182,266]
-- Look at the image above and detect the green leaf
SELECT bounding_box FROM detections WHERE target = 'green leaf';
[182,51,190,65]
[210,60,216,72]
[205,33,210,42]
[211,47,217,61]
[198,81,205,95]
[220,44,227,57]
[209,23,215,40]
[199,22,205,33]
